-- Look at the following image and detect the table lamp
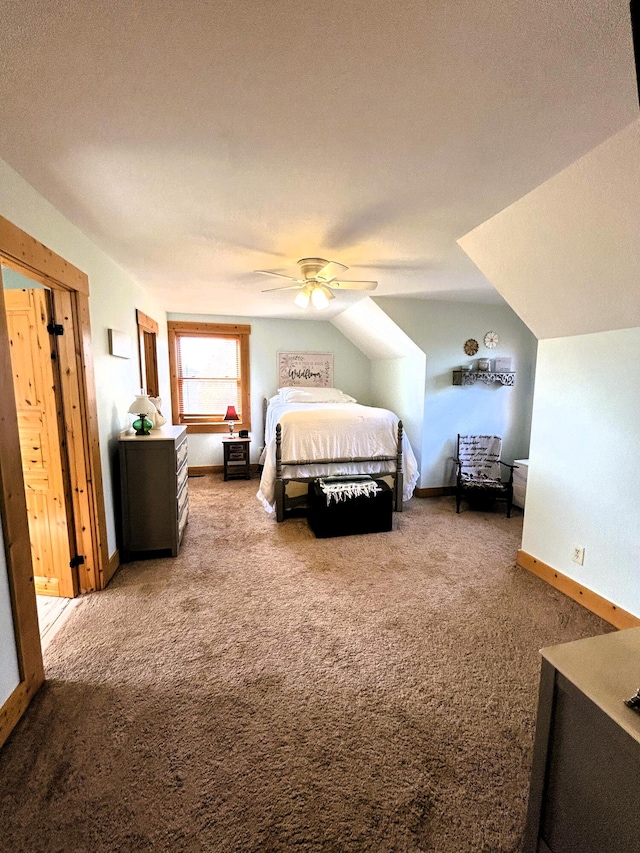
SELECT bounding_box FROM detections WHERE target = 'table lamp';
[128,392,156,436]
[224,405,240,436]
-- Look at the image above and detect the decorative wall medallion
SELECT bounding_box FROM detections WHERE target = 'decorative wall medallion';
[463,338,479,356]
[484,331,499,349]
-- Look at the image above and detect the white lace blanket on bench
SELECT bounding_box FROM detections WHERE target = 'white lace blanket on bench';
[318,477,381,506]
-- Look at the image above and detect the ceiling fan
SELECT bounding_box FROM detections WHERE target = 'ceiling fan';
[255,258,377,310]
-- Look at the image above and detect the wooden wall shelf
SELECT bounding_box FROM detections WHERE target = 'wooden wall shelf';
[452,370,516,386]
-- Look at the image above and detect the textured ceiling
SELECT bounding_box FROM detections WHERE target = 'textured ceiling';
[0,0,637,319]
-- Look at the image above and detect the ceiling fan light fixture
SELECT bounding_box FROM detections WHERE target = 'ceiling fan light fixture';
[293,285,312,309]
[310,284,332,310]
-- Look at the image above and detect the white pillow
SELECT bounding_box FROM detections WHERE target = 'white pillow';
[278,386,357,403]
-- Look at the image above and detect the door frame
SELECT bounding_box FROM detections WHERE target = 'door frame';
[5,287,78,598]
[136,308,160,397]
[0,215,109,748]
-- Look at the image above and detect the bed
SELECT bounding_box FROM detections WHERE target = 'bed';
[256,387,419,522]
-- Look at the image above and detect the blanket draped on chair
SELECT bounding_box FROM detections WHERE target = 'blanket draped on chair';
[458,435,501,481]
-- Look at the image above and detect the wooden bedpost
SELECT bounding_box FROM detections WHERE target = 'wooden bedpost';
[262,397,268,450]
[395,420,404,512]
[275,422,285,522]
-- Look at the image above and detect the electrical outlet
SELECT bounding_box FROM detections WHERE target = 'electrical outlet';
[572,546,585,565]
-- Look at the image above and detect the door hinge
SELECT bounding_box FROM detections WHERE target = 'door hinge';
[70,555,85,568]
[47,322,64,336]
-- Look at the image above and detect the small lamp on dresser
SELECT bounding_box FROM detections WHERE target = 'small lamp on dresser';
[128,392,157,436]
[224,405,240,437]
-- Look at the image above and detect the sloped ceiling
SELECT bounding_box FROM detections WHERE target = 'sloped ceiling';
[458,119,640,340]
[0,1,637,318]
[331,298,424,360]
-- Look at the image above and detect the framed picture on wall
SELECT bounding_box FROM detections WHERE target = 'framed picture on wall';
[277,352,334,387]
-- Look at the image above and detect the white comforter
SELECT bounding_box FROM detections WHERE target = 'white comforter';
[257,400,418,512]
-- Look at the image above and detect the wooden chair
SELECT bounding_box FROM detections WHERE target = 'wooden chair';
[453,434,516,517]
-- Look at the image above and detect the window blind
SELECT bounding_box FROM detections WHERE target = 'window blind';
[176,335,241,420]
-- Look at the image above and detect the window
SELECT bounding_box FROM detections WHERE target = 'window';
[168,321,251,433]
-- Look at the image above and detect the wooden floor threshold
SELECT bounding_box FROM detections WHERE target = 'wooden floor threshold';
[36,595,80,652]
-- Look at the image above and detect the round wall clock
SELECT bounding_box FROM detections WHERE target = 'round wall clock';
[463,338,479,356]
[484,331,499,349]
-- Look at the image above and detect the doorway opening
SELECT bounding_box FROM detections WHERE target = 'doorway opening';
[4,274,78,601]
[0,214,109,748]
[2,266,84,645]
[1,251,109,641]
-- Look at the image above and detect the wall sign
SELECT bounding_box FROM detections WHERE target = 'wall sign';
[277,352,333,387]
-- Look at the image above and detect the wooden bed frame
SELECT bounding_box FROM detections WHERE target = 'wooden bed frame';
[272,419,405,523]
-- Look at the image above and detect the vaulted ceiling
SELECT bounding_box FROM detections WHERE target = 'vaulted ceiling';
[0,0,637,319]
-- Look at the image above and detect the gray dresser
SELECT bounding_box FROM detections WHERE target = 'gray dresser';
[119,425,189,561]
[524,627,640,853]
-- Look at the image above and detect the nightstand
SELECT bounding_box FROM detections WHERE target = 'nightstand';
[222,436,251,480]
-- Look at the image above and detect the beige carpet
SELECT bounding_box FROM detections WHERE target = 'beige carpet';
[0,476,610,852]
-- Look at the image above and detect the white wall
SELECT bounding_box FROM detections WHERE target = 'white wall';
[373,297,538,487]
[0,517,20,707]
[331,298,427,472]
[522,327,640,616]
[168,313,372,466]
[370,355,426,474]
[0,158,170,555]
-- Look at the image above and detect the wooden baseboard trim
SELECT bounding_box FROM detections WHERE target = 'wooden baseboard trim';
[188,465,221,475]
[188,464,261,477]
[0,682,30,751]
[516,550,640,630]
[414,486,456,499]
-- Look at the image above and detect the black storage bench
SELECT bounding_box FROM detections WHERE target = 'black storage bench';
[307,478,393,538]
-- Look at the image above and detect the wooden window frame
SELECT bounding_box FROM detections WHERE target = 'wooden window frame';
[167,321,251,434]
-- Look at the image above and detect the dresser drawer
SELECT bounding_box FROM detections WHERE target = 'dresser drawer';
[177,457,188,491]
[176,438,188,471]
[178,492,189,538]
[178,477,189,515]
[223,436,251,481]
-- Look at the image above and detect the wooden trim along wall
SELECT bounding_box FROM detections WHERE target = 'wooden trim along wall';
[136,309,159,335]
[0,283,44,749]
[0,217,88,295]
[136,309,160,398]
[413,486,456,499]
[0,214,110,745]
[517,550,640,631]
[0,215,109,592]
[105,550,120,586]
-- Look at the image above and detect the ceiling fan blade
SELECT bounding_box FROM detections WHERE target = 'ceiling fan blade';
[261,283,303,293]
[328,280,378,291]
[255,270,301,282]
[315,261,349,283]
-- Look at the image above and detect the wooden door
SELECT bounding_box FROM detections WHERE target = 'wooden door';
[4,288,77,598]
